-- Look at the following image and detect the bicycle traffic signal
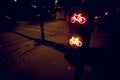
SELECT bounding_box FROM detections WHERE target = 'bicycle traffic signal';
[66,7,92,49]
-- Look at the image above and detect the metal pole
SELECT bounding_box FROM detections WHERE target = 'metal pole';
[40,16,45,41]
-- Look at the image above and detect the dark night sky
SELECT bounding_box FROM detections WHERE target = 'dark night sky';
[0,0,119,16]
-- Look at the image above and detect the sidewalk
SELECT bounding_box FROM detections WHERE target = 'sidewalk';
[0,30,74,80]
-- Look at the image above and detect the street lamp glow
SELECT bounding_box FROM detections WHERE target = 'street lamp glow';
[55,0,58,4]
[14,0,17,2]
[55,0,58,6]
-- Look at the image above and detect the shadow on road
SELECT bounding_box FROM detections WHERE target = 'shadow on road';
[34,39,69,54]
[4,30,119,80]
[10,30,69,54]
[10,30,38,40]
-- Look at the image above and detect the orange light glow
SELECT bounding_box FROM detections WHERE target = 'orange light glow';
[69,36,83,47]
[71,13,87,24]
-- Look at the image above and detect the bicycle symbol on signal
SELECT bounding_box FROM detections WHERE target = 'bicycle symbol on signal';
[71,13,87,24]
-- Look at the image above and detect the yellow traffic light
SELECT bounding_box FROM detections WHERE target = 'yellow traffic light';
[66,34,83,48]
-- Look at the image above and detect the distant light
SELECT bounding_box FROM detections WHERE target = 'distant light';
[55,0,58,3]
[48,9,50,12]
[14,0,17,2]
[55,0,58,4]
[31,3,37,8]
[5,16,11,20]
[104,12,108,16]
[94,16,100,19]
[71,13,87,24]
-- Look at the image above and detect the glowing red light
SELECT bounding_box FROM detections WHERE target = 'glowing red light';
[71,13,87,24]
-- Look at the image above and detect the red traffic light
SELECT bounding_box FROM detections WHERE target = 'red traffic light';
[71,13,87,24]
[66,8,89,27]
